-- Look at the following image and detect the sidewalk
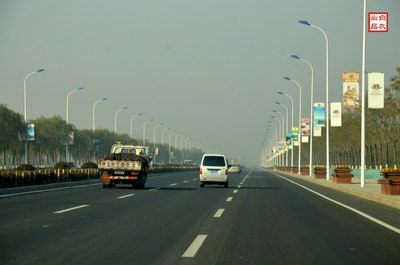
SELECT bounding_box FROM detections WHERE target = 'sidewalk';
[276,170,400,210]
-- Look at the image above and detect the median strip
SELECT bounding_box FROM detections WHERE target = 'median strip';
[54,204,89,214]
[182,234,208,258]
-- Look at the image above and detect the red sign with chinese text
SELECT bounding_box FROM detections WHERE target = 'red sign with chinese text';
[368,12,388,32]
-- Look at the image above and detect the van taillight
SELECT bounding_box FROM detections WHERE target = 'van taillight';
[225,169,228,175]
[200,168,203,174]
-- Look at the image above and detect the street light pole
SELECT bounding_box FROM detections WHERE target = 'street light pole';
[153,123,163,163]
[299,19,330,180]
[284,77,302,174]
[275,102,289,167]
[23,68,45,164]
[142,118,154,146]
[360,0,367,188]
[130,113,143,139]
[273,110,286,167]
[65,87,84,161]
[92,97,108,133]
[291,54,315,176]
[168,131,175,163]
[161,127,170,146]
[278,91,294,168]
[114,107,128,134]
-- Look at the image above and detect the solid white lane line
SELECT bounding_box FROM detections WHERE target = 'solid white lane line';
[117,194,135,199]
[183,180,189,183]
[226,197,233,202]
[169,183,177,187]
[213,208,225,218]
[233,189,238,193]
[149,188,160,191]
[54,204,89,214]
[0,183,100,198]
[273,173,400,235]
[182,234,208,258]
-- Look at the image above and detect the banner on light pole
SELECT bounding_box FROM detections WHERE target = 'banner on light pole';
[330,102,342,127]
[313,103,325,127]
[343,72,360,109]
[27,124,35,141]
[314,126,322,137]
[368,72,385,109]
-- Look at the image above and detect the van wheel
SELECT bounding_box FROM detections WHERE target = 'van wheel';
[200,183,205,187]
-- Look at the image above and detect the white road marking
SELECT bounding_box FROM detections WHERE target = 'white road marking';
[149,188,160,191]
[183,180,189,183]
[213,208,225,218]
[117,194,135,199]
[0,183,99,198]
[193,178,197,181]
[237,185,242,188]
[226,197,233,202]
[233,189,238,194]
[169,183,177,187]
[182,234,208,258]
[273,172,400,235]
[54,204,89,214]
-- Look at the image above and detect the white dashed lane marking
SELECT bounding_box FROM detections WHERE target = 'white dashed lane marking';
[213,208,225,218]
[54,204,89,214]
[182,234,208,258]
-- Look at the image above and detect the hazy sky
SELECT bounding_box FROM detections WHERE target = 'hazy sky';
[1,0,399,164]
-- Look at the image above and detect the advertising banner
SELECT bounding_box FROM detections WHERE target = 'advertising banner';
[286,133,292,149]
[343,72,360,109]
[368,72,385,108]
[368,12,388,32]
[301,118,310,136]
[27,124,35,141]
[330,102,342,127]
[313,103,325,127]
[314,126,322,137]
[68,131,74,145]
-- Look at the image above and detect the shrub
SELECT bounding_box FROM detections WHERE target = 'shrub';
[81,162,98,169]
[16,164,36,170]
[54,162,73,169]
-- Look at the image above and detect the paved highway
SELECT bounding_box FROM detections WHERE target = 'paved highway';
[1,170,399,265]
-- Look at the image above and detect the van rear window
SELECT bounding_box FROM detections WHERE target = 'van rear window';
[203,156,226,166]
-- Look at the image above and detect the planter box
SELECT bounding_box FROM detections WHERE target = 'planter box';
[314,168,327,179]
[300,167,310,176]
[332,168,352,184]
[378,178,400,195]
[332,173,352,184]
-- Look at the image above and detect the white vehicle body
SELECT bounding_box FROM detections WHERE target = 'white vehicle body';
[199,154,229,188]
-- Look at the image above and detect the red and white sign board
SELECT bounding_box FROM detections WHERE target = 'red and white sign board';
[368,12,388,32]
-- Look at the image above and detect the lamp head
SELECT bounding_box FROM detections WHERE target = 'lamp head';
[36,68,45,73]
[77,87,84,91]
[290,54,300,60]
[277,91,284,95]
[272,110,277,113]
[102,97,108,101]
[275,101,281,105]
[298,20,311,26]
[283,76,291,81]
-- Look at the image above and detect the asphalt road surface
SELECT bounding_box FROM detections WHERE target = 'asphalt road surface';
[1,170,399,265]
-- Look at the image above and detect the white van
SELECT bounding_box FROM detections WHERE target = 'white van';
[199,154,229,188]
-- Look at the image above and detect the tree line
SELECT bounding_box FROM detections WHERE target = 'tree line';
[0,107,203,167]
